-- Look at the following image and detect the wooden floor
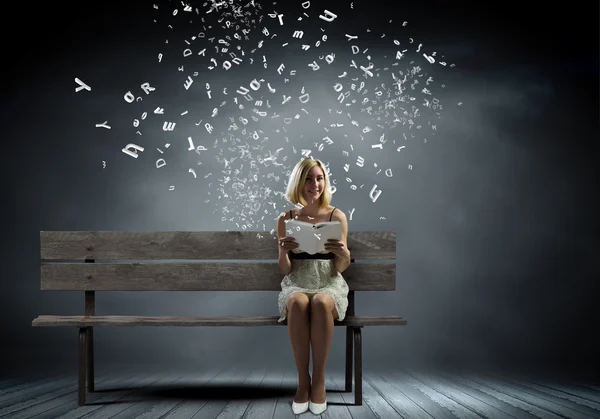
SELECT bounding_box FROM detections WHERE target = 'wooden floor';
[1,367,598,419]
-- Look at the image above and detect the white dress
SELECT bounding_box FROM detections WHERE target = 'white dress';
[277,247,350,323]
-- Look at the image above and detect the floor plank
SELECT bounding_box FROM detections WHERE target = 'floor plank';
[0,374,85,406]
[394,370,483,419]
[158,369,225,419]
[347,374,403,418]
[408,371,516,419]
[123,370,219,419]
[14,373,142,419]
[485,371,600,419]
[214,368,266,419]
[0,372,125,419]
[331,374,378,419]
[364,374,433,419]
[52,372,166,419]
[435,370,539,419]
[0,381,22,393]
[191,366,253,419]
[0,377,63,395]
[3,369,598,419]
[242,369,283,419]
[376,372,459,418]
[61,372,184,419]
[321,374,353,419]
[451,372,571,419]
[272,370,298,419]
[460,371,599,419]
[526,379,600,405]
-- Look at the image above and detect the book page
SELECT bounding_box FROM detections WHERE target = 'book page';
[287,220,317,253]
[313,222,343,253]
[287,220,342,254]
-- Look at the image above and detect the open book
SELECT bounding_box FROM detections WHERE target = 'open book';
[286,220,343,255]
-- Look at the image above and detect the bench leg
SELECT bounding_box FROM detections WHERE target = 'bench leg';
[86,327,94,392]
[345,326,353,392]
[78,327,87,406]
[354,327,362,406]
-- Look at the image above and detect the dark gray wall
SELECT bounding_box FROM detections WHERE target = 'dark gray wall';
[3,1,598,378]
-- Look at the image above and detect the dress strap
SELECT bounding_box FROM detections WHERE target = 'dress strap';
[329,207,336,221]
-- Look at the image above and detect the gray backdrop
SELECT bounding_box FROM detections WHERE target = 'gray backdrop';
[3,0,598,379]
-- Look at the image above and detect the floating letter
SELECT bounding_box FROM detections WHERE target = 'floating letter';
[319,9,337,22]
[140,83,155,94]
[122,143,144,158]
[74,78,91,92]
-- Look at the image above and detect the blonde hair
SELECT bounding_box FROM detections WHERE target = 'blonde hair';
[285,157,332,211]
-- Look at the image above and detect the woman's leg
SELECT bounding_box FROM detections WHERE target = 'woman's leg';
[309,292,338,403]
[286,292,312,403]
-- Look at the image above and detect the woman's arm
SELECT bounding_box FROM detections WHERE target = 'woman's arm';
[277,212,293,275]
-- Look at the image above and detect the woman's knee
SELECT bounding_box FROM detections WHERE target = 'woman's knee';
[287,292,311,312]
[311,293,335,314]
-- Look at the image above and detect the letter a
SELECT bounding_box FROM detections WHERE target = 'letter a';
[122,143,144,158]
[319,9,337,22]
[124,91,134,103]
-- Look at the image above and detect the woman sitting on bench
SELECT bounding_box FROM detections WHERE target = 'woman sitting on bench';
[276,157,351,415]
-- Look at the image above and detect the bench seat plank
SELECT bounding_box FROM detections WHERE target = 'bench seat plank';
[32,315,407,327]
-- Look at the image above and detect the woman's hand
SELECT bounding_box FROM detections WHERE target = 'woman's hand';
[279,236,300,251]
[324,239,350,258]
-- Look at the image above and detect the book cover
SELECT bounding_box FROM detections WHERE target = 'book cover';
[286,220,343,254]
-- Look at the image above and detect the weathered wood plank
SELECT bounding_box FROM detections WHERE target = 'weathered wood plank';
[0,371,121,417]
[272,370,297,419]
[320,374,354,419]
[0,373,116,410]
[32,315,406,328]
[40,231,396,260]
[74,373,186,419]
[379,372,459,418]
[191,366,253,418]
[40,262,396,291]
[361,375,432,419]
[460,372,599,419]
[342,374,403,418]
[0,374,72,398]
[0,380,23,392]
[51,372,166,419]
[242,369,283,419]
[499,377,600,413]
[579,383,600,392]
[11,373,141,419]
[394,370,482,419]
[0,375,76,404]
[6,370,597,419]
[105,372,217,419]
[450,372,567,419]
[435,371,539,419]
[526,380,600,405]
[157,369,224,419]
[331,375,379,419]
[408,372,514,419]
[480,372,600,419]
[213,369,267,419]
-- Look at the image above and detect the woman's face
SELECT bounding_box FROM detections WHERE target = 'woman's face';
[303,167,325,203]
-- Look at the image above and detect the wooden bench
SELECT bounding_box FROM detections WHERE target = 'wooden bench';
[33,230,406,406]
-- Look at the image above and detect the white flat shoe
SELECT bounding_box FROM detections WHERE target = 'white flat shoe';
[292,400,309,414]
[309,399,327,414]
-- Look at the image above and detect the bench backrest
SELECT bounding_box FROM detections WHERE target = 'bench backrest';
[40,231,396,292]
